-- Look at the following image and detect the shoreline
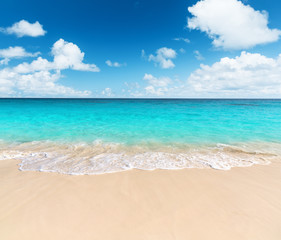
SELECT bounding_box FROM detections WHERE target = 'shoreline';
[2,139,279,174]
[1,159,281,240]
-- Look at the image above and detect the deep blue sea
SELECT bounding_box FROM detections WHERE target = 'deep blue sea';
[0,99,281,174]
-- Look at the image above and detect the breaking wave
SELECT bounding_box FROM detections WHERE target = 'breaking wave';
[0,140,280,175]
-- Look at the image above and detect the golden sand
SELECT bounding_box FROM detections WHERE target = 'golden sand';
[0,159,281,240]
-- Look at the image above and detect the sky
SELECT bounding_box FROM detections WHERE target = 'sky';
[0,0,281,98]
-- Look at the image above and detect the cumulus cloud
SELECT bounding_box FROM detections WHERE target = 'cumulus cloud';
[0,68,91,97]
[0,46,39,59]
[179,48,186,54]
[101,88,113,97]
[1,20,46,37]
[188,51,281,96]
[124,81,140,89]
[173,37,190,43]
[128,52,281,98]
[105,60,126,67]
[0,58,10,65]
[143,73,172,87]
[14,39,100,73]
[52,39,100,71]
[187,0,281,49]
[148,47,177,69]
[0,46,40,65]
[0,39,99,97]
[123,74,174,97]
[144,85,168,96]
[142,74,173,96]
[141,49,146,58]
[194,50,204,60]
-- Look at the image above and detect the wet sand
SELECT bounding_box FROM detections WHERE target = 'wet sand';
[1,159,281,240]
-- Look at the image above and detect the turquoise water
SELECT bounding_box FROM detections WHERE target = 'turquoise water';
[0,99,281,174]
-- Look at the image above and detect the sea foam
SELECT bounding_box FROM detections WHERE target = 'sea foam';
[0,140,278,175]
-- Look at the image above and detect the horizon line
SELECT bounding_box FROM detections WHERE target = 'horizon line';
[0,98,281,100]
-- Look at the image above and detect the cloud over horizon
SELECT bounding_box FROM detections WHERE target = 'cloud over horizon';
[101,87,113,96]
[142,73,173,96]
[188,51,281,96]
[143,73,172,87]
[0,39,99,97]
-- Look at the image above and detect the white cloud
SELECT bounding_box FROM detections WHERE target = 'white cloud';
[188,51,281,97]
[173,37,190,43]
[0,39,99,97]
[141,74,173,96]
[122,74,175,97]
[148,47,177,69]
[187,0,281,49]
[179,48,186,54]
[141,49,146,58]
[14,39,100,73]
[124,81,140,89]
[143,73,172,87]
[105,60,126,67]
[101,88,113,97]
[128,52,281,98]
[144,86,168,96]
[1,20,46,37]
[16,71,90,96]
[194,50,204,60]
[0,68,91,97]
[0,46,40,65]
[0,58,10,65]
[0,46,39,59]
[52,39,99,72]
[14,57,52,73]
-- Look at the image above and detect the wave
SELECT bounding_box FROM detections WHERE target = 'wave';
[0,140,280,175]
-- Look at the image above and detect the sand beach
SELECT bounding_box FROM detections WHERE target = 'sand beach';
[1,159,281,240]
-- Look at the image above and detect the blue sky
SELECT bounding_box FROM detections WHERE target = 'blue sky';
[0,0,281,98]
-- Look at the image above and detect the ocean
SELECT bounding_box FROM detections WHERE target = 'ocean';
[0,98,281,174]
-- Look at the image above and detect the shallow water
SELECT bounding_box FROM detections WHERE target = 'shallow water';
[0,99,281,174]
